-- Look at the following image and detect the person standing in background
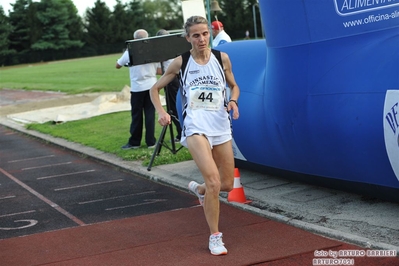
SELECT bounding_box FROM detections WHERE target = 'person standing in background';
[116,29,162,149]
[211,21,232,47]
[244,30,250,40]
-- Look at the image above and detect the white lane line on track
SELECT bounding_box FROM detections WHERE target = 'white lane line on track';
[22,162,72,171]
[0,167,85,226]
[8,155,55,163]
[78,191,156,205]
[37,169,96,180]
[0,195,16,200]
[105,199,167,211]
[54,179,124,191]
[0,210,36,218]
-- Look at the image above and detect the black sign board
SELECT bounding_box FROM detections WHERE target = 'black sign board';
[126,33,192,66]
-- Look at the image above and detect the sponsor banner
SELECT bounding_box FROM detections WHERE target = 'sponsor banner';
[259,0,399,48]
[334,0,399,16]
[383,89,399,181]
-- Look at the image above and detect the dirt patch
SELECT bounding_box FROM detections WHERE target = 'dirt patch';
[0,89,105,116]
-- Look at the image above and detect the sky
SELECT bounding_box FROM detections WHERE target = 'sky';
[1,0,129,16]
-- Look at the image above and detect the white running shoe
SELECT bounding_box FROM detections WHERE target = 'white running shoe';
[209,232,228,256]
[188,181,205,205]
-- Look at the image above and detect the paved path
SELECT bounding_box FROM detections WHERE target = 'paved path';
[0,89,398,265]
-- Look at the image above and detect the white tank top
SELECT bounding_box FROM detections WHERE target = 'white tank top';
[179,52,232,141]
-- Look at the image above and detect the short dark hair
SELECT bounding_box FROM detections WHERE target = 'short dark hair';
[183,16,208,36]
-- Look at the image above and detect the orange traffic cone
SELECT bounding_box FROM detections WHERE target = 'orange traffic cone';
[227,168,251,204]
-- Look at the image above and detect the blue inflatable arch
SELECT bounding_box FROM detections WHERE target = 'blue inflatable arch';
[213,0,399,201]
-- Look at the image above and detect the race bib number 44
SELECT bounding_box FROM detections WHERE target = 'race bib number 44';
[189,85,223,110]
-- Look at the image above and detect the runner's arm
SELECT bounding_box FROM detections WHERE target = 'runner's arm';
[222,52,240,120]
[150,56,182,126]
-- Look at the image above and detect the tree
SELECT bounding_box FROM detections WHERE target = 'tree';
[8,0,34,53]
[83,0,113,51]
[125,0,146,35]
[0,6,16,65]
[31,0,84,51]
[2,0,255,66]
[212,0,257,40]
[139,0,183,36]
[61,0,85,42]
[155,0,183,31]
[109,0,132,44]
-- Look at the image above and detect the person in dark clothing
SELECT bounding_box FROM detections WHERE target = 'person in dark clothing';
[156,29,182,142]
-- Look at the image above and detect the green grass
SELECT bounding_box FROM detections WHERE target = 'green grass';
[27,111,192,167]
[0,54,130,94]
[2,54,192,166]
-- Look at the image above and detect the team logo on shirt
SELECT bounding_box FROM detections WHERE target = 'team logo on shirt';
[189,75,222,87]
[189,70,200,74]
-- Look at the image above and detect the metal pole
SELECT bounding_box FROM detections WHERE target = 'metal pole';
[206,0,213,47]
[252,3,258,39]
